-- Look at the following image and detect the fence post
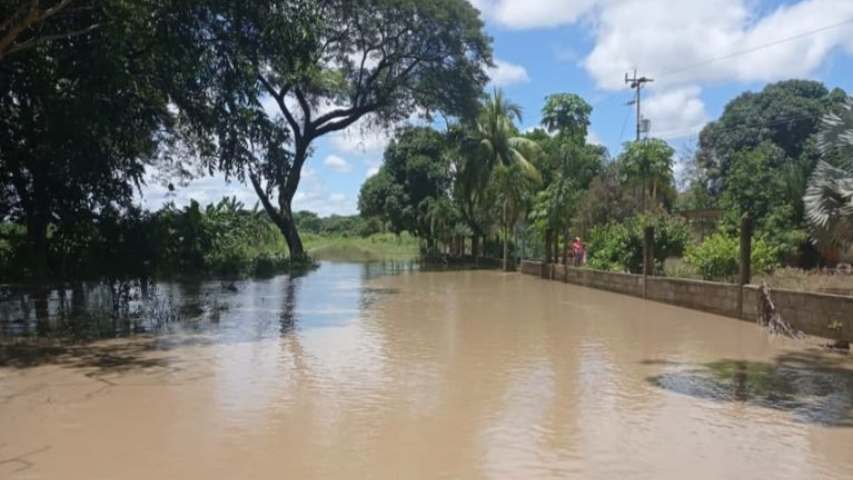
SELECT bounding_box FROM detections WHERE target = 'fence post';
[643,226,654,299]
[738,214,753,318]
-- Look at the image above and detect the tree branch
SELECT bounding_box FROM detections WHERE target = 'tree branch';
[258,74,301,143]
[313,104,376,137]
[249,171,283,225]
[4,23,99,58]
[293,87,312,131]
[0,0,84,60]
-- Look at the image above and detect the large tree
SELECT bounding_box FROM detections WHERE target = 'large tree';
[698,79,847,194]
[0,0,94,61]
[357,126,451,239]
[0,0,211,278]
[455,89,539,257]
[202,0,491,259]
[528,93,599,263]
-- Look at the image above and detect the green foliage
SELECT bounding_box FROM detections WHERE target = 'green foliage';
[296,212,378,237]
[719,142,807,259]
[541,93,592,139]
[574,163,635,237]
[618,139,675,211]
[0,0,216,276]
[188,0,492,257]
[684,233,781,281]
[357,127,452,237]
[586,215,689,273]
[303,232,419,261]
[805,98,853,246]
[455,90,542,237]
[698,79,847,193]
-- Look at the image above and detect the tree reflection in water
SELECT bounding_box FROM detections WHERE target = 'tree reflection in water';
[646,352,853,427]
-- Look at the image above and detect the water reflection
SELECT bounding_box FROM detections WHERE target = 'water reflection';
[3,264,853,480]
[0,260,415,341]
[646,352,853,426]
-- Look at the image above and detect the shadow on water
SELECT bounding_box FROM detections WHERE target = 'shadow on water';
[645,351,853,427]
[0,260,410,372]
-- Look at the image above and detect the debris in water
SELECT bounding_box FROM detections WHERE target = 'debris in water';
[758,282,803,339]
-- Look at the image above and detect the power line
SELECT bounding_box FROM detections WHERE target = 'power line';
[593,18,853,145]
[661,17,853,78]
[618,107,631,143]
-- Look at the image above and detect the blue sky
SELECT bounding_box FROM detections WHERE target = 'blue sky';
[140,0,853,216]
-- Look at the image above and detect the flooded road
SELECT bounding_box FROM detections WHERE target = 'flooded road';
[2,262,853,479]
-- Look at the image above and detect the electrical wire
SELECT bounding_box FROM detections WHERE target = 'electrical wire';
[661,17,853,78]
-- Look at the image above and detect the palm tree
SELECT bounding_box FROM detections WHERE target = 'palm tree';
[457,89,540,263]
[423,196,460,255]
[493,163,537,270]
[804,99,853,246]
[619,139,674,212]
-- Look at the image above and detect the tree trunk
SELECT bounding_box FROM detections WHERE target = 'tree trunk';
[250,164,306,260]
[552,231,559,265]
[26,213,49,280]
[472,235,480,260]
[276,205,305,260]
[514,227,520,264]
[544,230,552,264]
[502,226,509,271]
[651,179,657,210]
[502,201,508,271]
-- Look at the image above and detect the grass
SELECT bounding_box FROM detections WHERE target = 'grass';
[754,267,853,295]
[303,232,420,262]
[664,258,853,295]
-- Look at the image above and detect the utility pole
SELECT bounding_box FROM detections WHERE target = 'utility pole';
[625,69,653,142]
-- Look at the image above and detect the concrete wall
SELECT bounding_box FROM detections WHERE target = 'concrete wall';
[743,285,853,340]
[645,276,742,318]
[519,260,853,342]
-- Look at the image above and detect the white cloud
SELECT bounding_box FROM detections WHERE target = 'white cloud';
[323,154,351,173]
[365,165,380,178]
[643,86,709,139]
[138,163,357,217]
[136,170,259,211]
[583,0,853,91]
[486,58,530,87]
[470,0,597,29]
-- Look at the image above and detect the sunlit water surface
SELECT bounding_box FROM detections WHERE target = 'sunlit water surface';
[2,261,853,479]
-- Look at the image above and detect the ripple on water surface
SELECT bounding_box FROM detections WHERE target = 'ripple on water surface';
[2,262,853,479]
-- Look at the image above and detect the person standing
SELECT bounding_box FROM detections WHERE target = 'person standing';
[572,237,586,267]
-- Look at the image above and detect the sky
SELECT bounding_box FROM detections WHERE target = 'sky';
[138,0,853,217]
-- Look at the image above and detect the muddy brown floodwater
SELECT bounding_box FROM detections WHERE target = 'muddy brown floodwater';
[2,262,853,479]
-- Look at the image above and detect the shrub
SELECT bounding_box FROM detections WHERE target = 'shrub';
[252,252,290,277]
[586,214,689,273]
[684,233,780,281]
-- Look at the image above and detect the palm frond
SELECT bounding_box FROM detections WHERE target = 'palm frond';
[804,160,853,245]
[817,99,853,155]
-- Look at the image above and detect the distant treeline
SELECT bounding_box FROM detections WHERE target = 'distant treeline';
[293,211,383,238]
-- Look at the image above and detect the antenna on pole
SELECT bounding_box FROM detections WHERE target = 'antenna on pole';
[625,69,654,141]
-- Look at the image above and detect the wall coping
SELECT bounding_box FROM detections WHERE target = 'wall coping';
[518,260,853,341]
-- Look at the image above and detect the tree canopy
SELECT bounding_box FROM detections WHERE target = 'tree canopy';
[358,126,451,237]
[192,0,492,259]
[698,79,847,193]
[0,0,212,278]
